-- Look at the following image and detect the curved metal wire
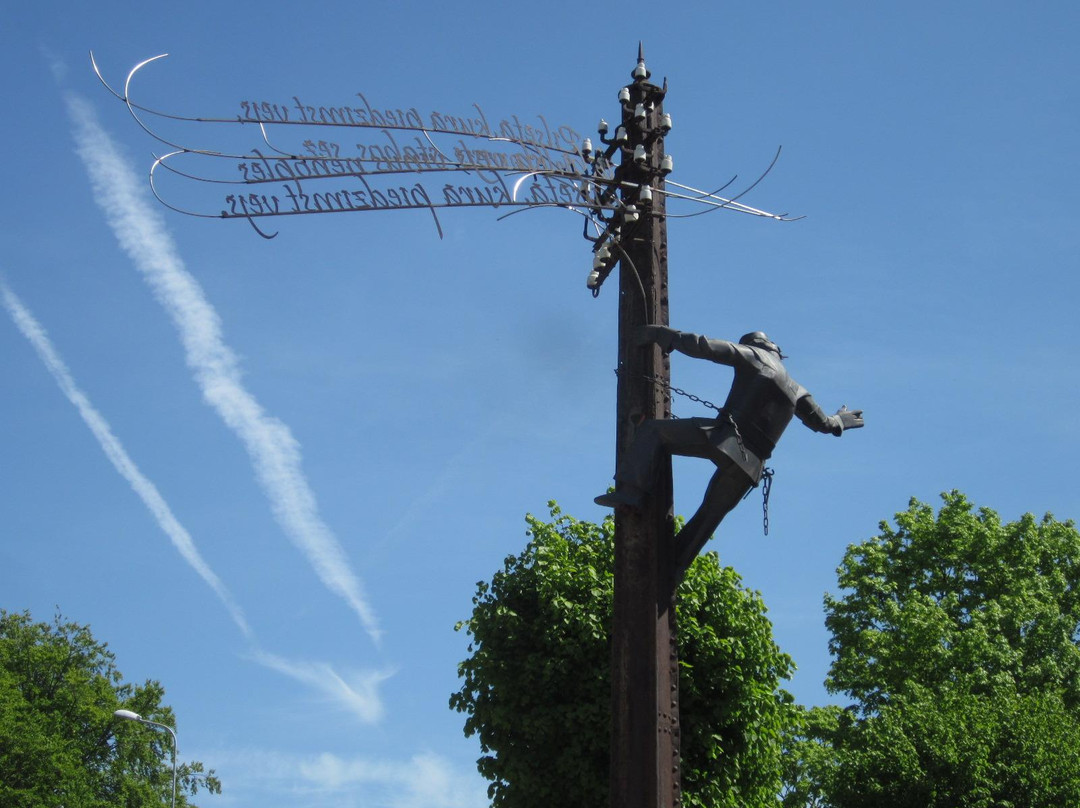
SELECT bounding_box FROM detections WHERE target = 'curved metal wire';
[661,147,789,219]
[256,121,296,159]
[656,186,789,220]
[509,170,593,203]
[496,201,603,230]
[149,151,241,185]
[89,50,130,102]
[658,176,739,219]
[609,237,650,321]
[149,152,234,216]
[149,154,278,239]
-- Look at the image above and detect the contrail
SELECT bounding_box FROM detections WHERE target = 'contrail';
[1,280,251,637]
[249,649,393,724]
[65,93,380,643]
[4,281,384,721]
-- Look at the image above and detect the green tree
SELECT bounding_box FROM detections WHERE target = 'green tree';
[450,502,796,808]
[0,609,221,808]
[783,492,1080,808]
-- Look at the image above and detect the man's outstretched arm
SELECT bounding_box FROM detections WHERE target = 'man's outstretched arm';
[795,394,864,436]
[636,325,741,366]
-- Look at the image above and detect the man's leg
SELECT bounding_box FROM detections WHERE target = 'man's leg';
[672,459,753,576]
[596,419,716,509]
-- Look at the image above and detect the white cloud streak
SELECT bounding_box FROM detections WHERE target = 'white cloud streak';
[249,649,393,725]
[196,747,487,808]
[65,93,380,643]
[1,280,251,637]
[2,284,386,721]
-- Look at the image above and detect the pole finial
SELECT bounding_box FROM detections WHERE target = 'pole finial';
[632,42,650,81]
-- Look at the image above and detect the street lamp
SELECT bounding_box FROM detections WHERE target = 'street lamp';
[113,709,178,808]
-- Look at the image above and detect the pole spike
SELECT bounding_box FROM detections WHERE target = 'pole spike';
[632,42,650,81]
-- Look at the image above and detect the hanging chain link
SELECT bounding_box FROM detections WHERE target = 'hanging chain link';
[761,467,774,536]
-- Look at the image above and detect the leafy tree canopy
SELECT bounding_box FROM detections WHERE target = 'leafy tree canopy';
[825,490,1080,711]
[0,609,220,808]
[783,492,1080,808]
[450,502,797,808]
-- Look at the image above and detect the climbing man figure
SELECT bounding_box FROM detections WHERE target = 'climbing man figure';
[595,325,864,576]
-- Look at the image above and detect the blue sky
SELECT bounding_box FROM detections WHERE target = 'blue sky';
[3,2,1079,806]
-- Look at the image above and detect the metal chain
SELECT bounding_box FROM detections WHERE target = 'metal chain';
[616,368,723,418]
[640,372,723,414]
[761,467,774,536]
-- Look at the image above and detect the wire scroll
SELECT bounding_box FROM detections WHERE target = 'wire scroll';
[91,53,800,264]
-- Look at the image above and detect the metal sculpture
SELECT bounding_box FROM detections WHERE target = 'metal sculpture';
[596,326,864,576]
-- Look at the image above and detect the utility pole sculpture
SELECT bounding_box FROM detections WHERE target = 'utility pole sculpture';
[580,47,680,808]
[586,49,864,808]
[94,46,848,808]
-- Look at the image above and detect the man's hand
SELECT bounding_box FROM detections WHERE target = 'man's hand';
[835,406,865,431]
[635,325,678,352]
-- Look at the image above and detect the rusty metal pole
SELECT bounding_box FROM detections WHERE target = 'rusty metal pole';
[610,48,680,808]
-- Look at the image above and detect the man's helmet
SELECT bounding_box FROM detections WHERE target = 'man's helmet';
[739,331,784,357]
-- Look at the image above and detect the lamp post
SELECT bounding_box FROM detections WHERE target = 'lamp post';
[113,709,178,808]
